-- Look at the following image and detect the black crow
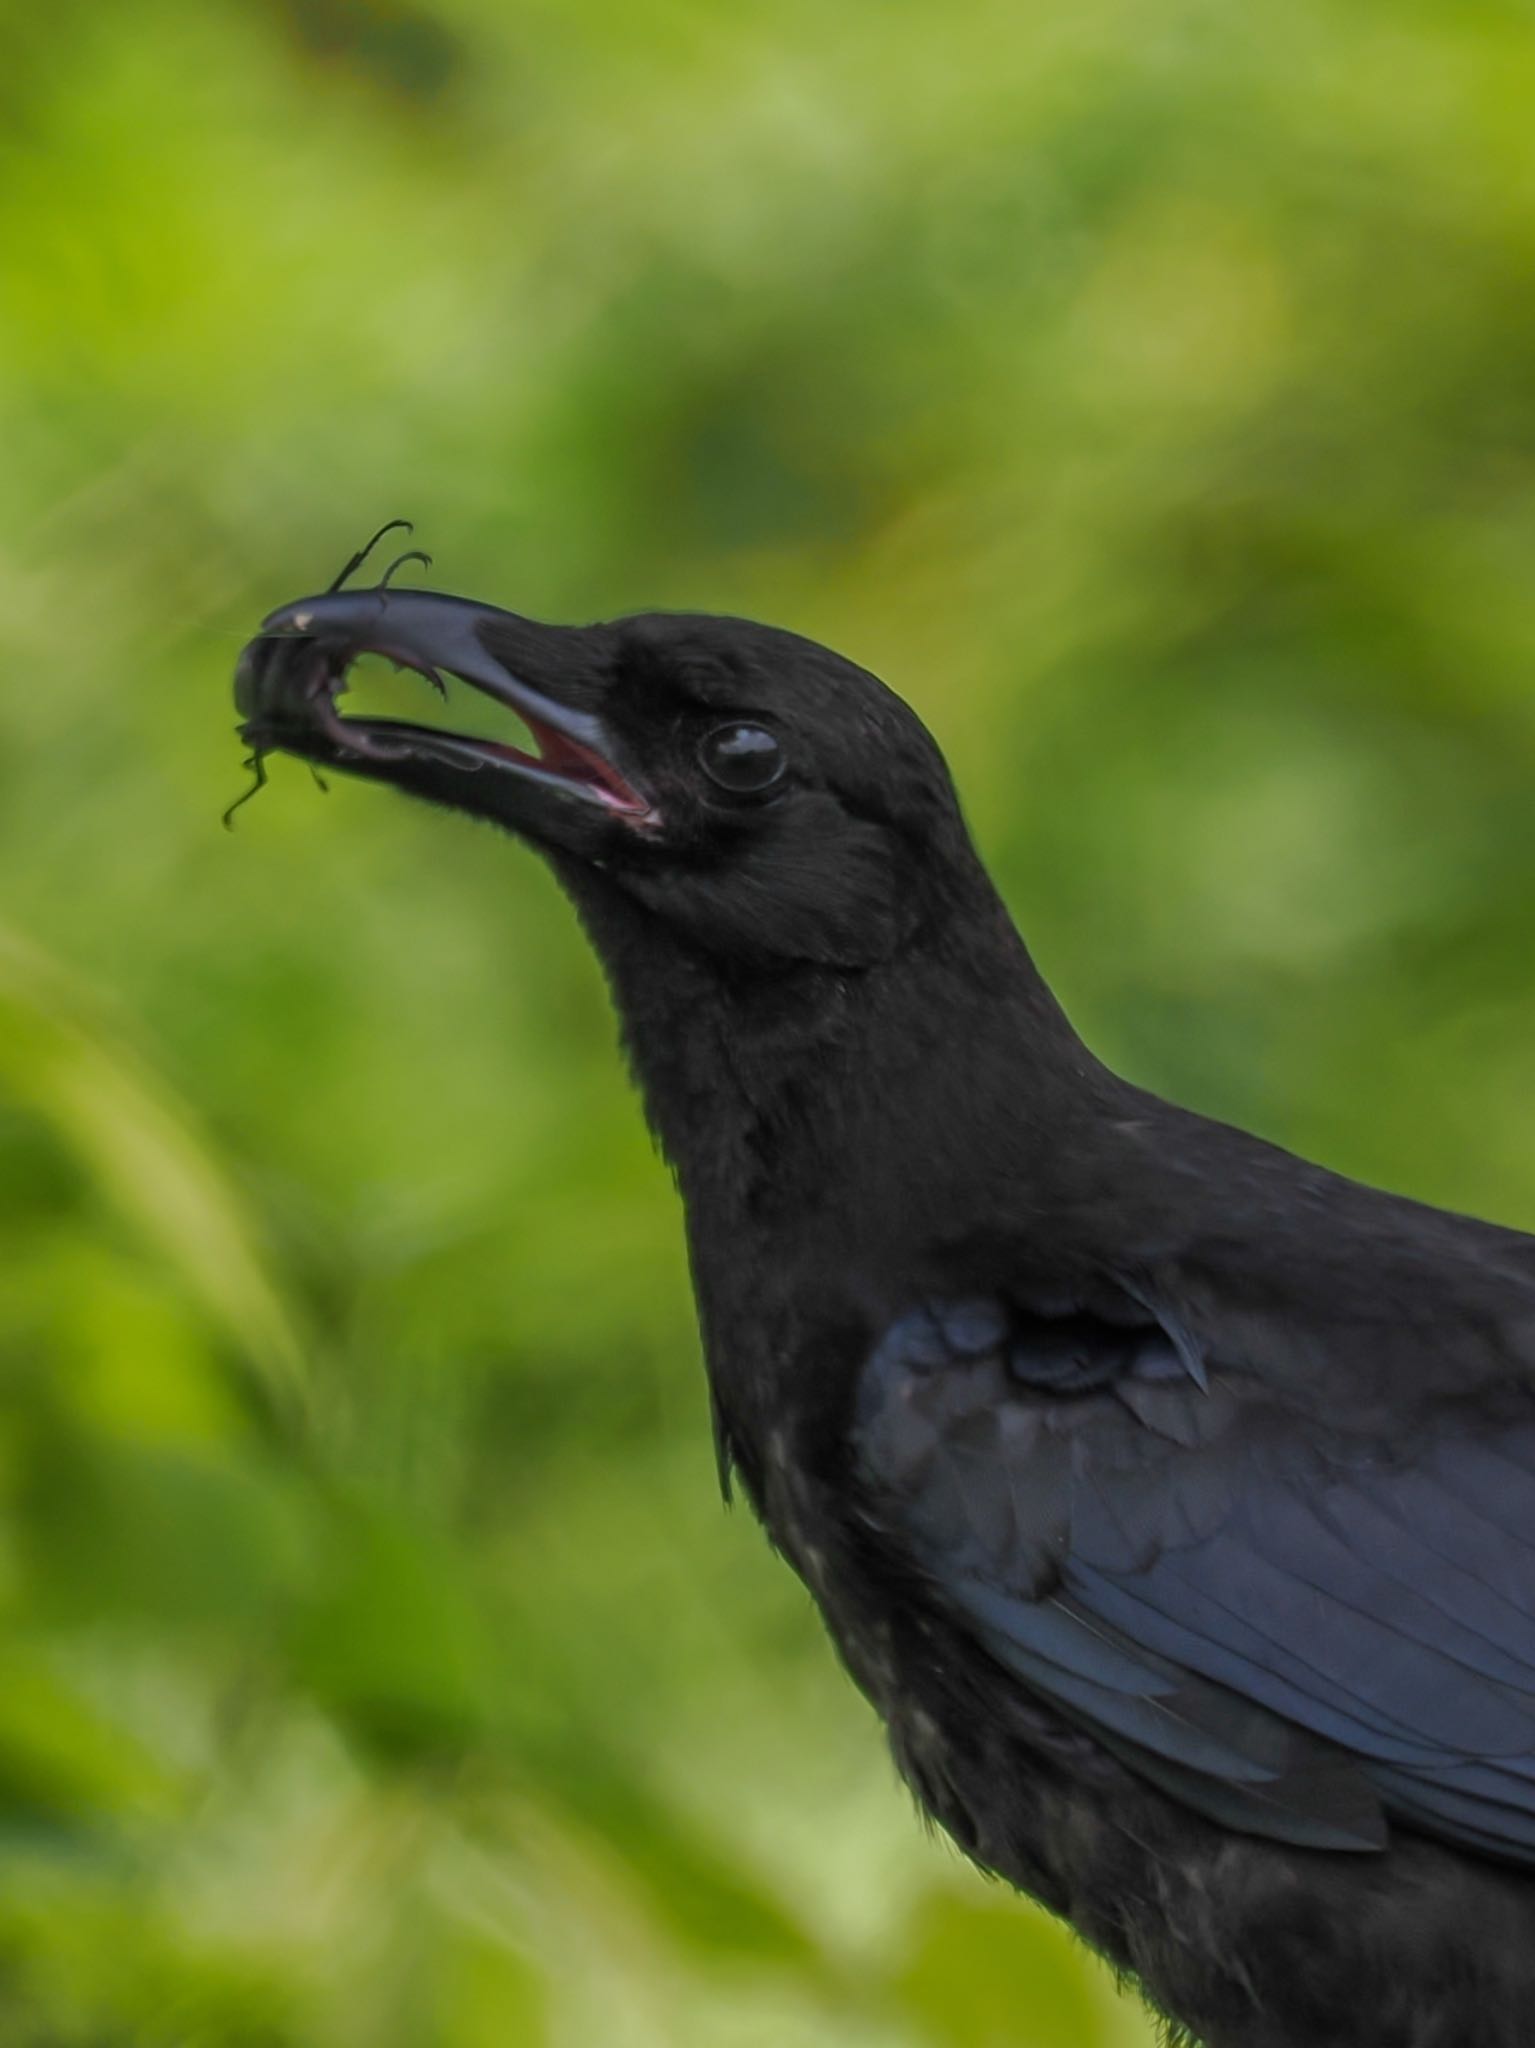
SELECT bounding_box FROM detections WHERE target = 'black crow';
[236,579,1535,2048]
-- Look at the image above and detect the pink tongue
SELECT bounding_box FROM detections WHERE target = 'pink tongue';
[466,734,540,769]
[463,721,606,791]
[536,724,648,813]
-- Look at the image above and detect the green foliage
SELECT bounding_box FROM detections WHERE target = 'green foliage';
[6,0,1535,2038]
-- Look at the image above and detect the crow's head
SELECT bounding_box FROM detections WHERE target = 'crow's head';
[236,586,980,968]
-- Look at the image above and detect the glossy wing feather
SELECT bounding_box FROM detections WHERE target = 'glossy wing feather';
[855,1298,1535,1863]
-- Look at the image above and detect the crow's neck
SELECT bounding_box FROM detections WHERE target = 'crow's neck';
[558,864,1107,1328]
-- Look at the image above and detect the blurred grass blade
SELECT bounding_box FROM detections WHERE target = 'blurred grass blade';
[0,925,306,1411]
[890,1888,1154,2048]
[534,1753,836,1979]
[0,1644,178,1835]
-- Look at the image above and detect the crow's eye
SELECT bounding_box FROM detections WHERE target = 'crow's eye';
[697,723,786,795]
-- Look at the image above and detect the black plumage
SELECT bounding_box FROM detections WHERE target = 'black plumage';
[236,578,1535,2046]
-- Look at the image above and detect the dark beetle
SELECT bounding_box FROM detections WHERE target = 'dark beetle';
[237,569,1535,2048]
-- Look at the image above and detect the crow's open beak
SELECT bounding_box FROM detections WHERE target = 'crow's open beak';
[234,586,657,833]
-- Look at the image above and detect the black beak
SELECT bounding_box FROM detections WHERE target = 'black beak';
[234,586,656,832]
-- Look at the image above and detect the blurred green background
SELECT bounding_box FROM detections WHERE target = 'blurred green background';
[4,0,1535,2041]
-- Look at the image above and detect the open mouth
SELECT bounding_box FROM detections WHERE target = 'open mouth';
[234,589,655,824]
